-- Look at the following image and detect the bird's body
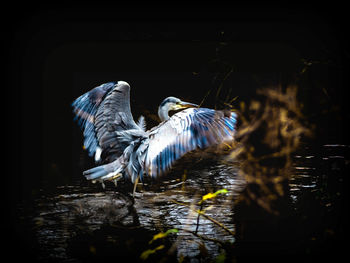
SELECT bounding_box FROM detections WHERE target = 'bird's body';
[72,81,237,188]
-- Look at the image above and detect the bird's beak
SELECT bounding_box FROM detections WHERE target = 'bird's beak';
[177,101,198,109]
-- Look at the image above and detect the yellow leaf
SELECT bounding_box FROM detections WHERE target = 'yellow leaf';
[214,189,228,195]
[150,232,166,243]
[140,245,165,260]
[202,192,216,201]
[200,189,228,204]
[149,229,178,244]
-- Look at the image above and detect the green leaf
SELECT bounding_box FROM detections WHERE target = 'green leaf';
[164,228,179,235]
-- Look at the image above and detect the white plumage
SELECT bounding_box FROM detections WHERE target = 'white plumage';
[72,81,237,188]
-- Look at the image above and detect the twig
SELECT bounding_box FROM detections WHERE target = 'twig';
[215,67,234,109]
[195,203,203,234]
[199,88,212,108]
[171,200,235,236]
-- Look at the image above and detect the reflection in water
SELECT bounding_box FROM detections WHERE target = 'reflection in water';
[19,144,348,262]
[135,164,244,259]
[27,163,246,261]
[13,143,346,263]
[291,145,348,211]
[21,146,349,262]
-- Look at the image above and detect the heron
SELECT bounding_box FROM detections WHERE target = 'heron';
[72,81,237,189]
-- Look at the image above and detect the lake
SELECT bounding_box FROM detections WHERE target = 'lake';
[15,144,348,262]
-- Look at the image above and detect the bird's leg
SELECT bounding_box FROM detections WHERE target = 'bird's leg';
[109,173,123,181]
[96,172,123,188]
[107,173,123,187]
[132,176,139,197]
[113,179,118,187]
[92,179,106,189]
[110,173,123,187]
[100,170,122,181]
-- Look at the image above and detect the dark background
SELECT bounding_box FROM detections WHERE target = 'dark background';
[6,4,349,256]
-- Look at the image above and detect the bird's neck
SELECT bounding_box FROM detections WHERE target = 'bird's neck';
[158,107,169,122]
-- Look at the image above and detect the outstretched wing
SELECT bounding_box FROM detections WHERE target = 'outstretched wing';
[72,81,141,162]
[72,82,115,157]
[146,108,237,178]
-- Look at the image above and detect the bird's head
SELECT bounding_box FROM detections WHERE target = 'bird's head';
[162,97,198,111]
[158,96,198,122]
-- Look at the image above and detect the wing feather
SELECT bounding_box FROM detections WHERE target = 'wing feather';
[146,108,237,178]
[72,81,141,162]
[72,82,116,157]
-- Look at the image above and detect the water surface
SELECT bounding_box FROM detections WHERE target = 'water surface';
[17,145,348,262]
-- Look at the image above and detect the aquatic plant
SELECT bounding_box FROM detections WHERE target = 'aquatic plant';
[231,85,311,214]
[140,228,179,260]
[172,188,234,238]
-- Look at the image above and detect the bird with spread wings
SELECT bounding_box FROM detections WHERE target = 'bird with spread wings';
[72,81,237,189]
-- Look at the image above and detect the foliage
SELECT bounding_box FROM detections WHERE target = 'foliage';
[140,228,178,261]
[231,86,311,213]
[140,245,165,261]
[199,189,228,204]
[149,229,179,244]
